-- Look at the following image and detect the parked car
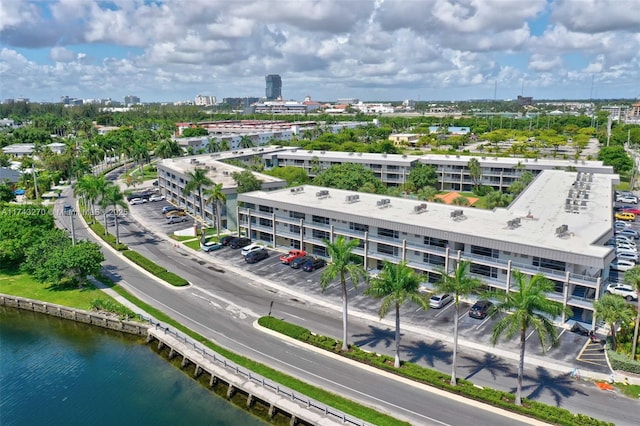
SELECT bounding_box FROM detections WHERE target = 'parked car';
[162,205,181,214]
[606,237,635,247]
[615,228,640,239]
[616,252,639,262]
[302,258,326,272]
[245,248,269,264]
[605,283,638,301]
[167,215,188,224]
[241,243,263,257]
[616,195,638,204]
[149,194,165,202]
[201,241,223,252]
[614,234,636,243]
[615,212,635,221]
[616,241,637,250]
[220,235,236,246]
[614,220,632,229]
[610,259,636,272]
[279,249,307,265]
[469,300,493,319]
[129,197,147,205]
[429,293,453,309]
[290,255,314,269]
[230,237,251,249]
[616,247,638,258]
[621,208,640,215]
[126,193,143,201]
[165,210,186,218]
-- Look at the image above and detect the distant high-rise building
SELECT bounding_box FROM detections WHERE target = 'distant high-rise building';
[195,95,216,106]
[265,75,282,100]
[124,95,140,106]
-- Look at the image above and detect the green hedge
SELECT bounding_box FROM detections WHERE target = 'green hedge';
[85,216,128,251]
[258,316,613,426]
[121,250,189,287]
[608,349,640,374]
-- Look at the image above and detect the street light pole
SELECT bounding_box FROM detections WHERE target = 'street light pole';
[70,209,77,245]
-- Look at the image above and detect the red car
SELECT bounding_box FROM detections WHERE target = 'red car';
[279,249,307,265]
[622,208,640,215]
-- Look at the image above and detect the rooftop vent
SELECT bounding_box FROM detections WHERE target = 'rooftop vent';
[413,203,428,214]
[507,218,521,229]
[345,194,360,203]
[450,209,466,221]
[555,224,569,237]
[377,198,391,208]
[316,190,329,199]
[290,186,304,195]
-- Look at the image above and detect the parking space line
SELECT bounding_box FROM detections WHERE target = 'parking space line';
[525,329,536,341]
[547,328,567,351]
[459,310,469,321]
[474,312,495,330]
[434,302,454,318]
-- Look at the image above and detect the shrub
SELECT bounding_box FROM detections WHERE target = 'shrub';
[122,250,166,275]
[91,298,138,319]
[608,349,640,374]
[157,270,189,287]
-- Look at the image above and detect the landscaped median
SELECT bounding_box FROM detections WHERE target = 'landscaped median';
[257,316,614,426]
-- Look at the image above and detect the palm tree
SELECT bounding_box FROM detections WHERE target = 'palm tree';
[594,294,633,351]
[99,183,128,244]
[203,183,226,238]
[434,260,482,385]
[623,266,640,360]
[364,261,430,367]
[319,236,368,351]
[239,135,255,148]
[468,157,482,190]
[73,174,106,224]
[206,138,220,153]
[155,139,182,159]
[489,271,568,406]
[183,168,213,226]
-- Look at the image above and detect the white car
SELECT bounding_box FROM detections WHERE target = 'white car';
[610,259,636,272]
[429,293,453,309]
[614,221,631,229]
[616,252,639,262]
[129,197,147,205]
[605,283,638,301]
[240,243,263,257]
[616,248,638,259]
[616,195,638,204]
[149,194,165,202]
[616,242,637,251]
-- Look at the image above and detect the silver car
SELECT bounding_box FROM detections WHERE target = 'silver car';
[429,293,453,309]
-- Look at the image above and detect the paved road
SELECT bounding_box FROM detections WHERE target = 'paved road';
[56,183,639,426]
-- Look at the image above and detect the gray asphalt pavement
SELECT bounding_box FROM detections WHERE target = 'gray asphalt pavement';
[53,178,640,426]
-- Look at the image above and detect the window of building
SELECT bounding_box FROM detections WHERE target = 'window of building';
[471,245,498,258]
[312,215,330,225]
[289,224,300,234]
[289,211,305,220]
[532,257,566,272]
[312,245,328,257]
[470,263,498,278]
[349,222,369,233]
[423,253,445,266]
[424,237,448,248]
[378,228,399,239]
[312,229,330,240]
[377,243,398,256]
[259,205,273,213]
[259,218,272,227]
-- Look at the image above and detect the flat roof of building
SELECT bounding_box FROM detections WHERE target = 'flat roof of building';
[267,149,419,166]
[419,153,612,172]
[240,170,615,266]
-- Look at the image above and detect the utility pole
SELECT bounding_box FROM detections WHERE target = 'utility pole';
[70,209,77,245]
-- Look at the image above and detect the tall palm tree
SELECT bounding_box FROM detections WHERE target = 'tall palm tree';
[594,294,633,351]
[623,266,640,360]
[239,135,255,149]
[319,236,368,351]
[155,139,182,159]
[73,175,105,224]
[99,183,128,244]
[468,157,482,190]
[206,138,220,153]
[364,261,430,368]
[203,183,226,238]
[434,260,483,385]
[489,271,568,406]
[183,168,213,226]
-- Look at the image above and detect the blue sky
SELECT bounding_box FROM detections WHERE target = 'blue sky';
[1,0,639,103]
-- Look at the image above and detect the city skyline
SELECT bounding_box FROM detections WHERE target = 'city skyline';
[1,0,639,103]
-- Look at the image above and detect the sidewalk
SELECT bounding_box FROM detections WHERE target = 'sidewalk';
[120,181,640,386]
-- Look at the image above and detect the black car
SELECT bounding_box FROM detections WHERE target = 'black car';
[469,300,493,319]
[220,235,236,246]
[302,258,326,272]
[126,193,143,201]
[230,237,251,249]
[290,255,314,269]
[245,248,268,264]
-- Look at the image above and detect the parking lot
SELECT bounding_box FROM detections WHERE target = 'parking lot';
[126,191,601,370]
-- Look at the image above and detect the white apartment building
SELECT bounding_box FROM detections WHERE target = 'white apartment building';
[195,95,216,106]
[262,149,615,192]
[156,156,286,230]
[237,171,619,327]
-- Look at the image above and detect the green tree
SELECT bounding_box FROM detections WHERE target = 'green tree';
[406,163,438,191]
[416,185,439,201]
[73,174,106,224]
[239,135,255,148]
[452,195,469,206]
[264,166,310,187]
[364,261,429,367]
[100,183,128,244]
[623,266,640,360]
[0,203,54,266]
[181,127,208,137]
[594,294,634,351]
[598,146,633,174]
[434,260,482,385]
[313,163,385,192]
[468,158,482,190]
[203,183,227,238]
[232,170,263,193]
[0,179,16,202]
[155,139,182,158]
[320,236,368,351]
[486,190,512,209]
[183,167,213,225]
[489,271,568,405]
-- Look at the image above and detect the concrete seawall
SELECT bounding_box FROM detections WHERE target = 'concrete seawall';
[0,294,149,336]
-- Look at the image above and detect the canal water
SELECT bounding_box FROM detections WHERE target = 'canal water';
[0,307,266,425]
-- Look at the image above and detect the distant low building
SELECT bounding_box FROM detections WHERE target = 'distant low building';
[0,167,21,184]
[428,126,471,135]
[388,133,420,146]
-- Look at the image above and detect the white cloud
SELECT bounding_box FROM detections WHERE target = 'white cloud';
[50,46,77,63]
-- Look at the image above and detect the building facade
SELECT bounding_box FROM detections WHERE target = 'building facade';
[237,171,618,326]
[265,75,282,100]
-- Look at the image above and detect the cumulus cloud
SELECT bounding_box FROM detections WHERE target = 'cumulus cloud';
[0,0,637,101]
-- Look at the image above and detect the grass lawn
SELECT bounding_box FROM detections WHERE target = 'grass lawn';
[170,234,198,241]
[615,382,640,399]
[183,240,202,250]
[0,268,115,310]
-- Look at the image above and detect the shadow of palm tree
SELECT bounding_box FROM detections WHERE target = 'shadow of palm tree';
[513,366,588,406]
[402,339,452,367]
[459,353,513,380]
[352,325,396,349]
